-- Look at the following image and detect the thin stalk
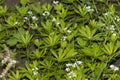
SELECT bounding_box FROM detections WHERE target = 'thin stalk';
[92,0,98,14]
[26,45,30,61]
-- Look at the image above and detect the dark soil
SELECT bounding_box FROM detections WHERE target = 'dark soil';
[3,0,53,7]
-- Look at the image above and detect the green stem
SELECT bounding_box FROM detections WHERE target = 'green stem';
[92,0,98,14]
[26,45,29,61]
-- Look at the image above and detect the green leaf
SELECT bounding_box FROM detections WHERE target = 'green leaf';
[30,4,42,14]
[39,59,53,69]
[8,70,21,80]
[79,26,96,40]
[41,20,53,34]
[6,16,17,27]
[30,49,46,59]
[50,49,58,59]
[74,5,88,17]
[16,6,28,16]
[102,42,114,55]
[34,39,41,47]
[60,41,67,48]
[0,6,7,16]
[6,38,18,46]
[19,30,33,47]
[20,0,28,6]
[54,3,63,11]
[43,32,60,47]
[50,47,77,62]
[57,8,67,19]
[82,43,103,58]
[77,38,87,47]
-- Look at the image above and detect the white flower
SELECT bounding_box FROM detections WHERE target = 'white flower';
[76,61,82,65]
[32,16,38,21]
[61,36,67,41]
[32,67,39,71]
[32,67,39,75]
[68,75,72,79]
[30,24,34,28]
[73,62,77,68]
[115,16,120,22]
[56,22,60,26]
[35,67,39,70]
[11,60,17,64]
[67,71,76,79]
[33,71,38,75]
[109,25,115,30]
[24,16,28,20]
[65,68,70,72]
[27,11,33,15]
[86,6,94,12]
[63,28,67,31]
[104,12,112,16]
[13,22,19,26]
[66,63,73,67]
[112,33,116,36]
[53,0,59,4]
[42,11,50,16]
[9,59,17,65]
[117,18,120,22]
[1,56,10,64]
[110,64,119,71]
[52,18,56,22]
[63,28,71,33]
[67,30,71,33]
[114,67,119,71]
[86,6,91,9]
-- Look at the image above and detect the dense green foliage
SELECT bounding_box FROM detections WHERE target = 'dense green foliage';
[0,0,120,80]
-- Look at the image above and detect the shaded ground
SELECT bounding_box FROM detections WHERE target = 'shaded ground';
[3,0,53,7]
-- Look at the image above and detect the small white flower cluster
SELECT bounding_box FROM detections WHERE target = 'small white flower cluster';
[65,61,82,79]
[104,12,112,16]
[32,67,39,75]
[1,56,17,65]
[42,11,50,16]
[27,11,38,21]
[67,71,76,79]
[32,16,38,21]
[115,16,120,22]
[112,33,117,36]
[24,16,29,22]
[61,36,67,41]
[24,15,38,21]
[60,27,72,41]
[108,25,117,36]
[110,64,119,71]
[86,6,94,12]
[53,0,59,4]
[13,22,19,26]
[52,17,60,26]
[24,16,28,20]
[27,11,33,15]
[1,56,9,64]
[109,25,115,31]
[52,18,56,22]
[30,24,34,28]
[63,28,72,34]
[66,61,82,68]
[56,22,60,26]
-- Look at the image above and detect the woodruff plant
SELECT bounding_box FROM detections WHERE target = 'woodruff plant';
[0,0,120,80]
